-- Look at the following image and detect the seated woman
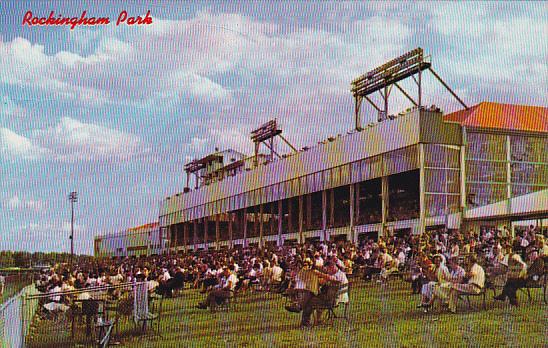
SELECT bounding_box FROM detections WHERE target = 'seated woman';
[380,253,399,281]
[418,254,450,312]
[433,257,465,307]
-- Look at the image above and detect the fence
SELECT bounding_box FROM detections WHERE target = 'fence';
[0,282,147,348]
[1,284,37,348]
[1,274,34,305]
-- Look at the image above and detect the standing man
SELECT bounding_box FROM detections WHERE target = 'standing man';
[300,260,344,328]
[0,273,5,297]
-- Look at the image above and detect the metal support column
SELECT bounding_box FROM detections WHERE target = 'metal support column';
[183,223,188,253]
[259,204,264,249]
[419,143,426,235]
[193,220,197,250]
[204,217,209,250]
[306,194,312,231]
[460,129,467,215]
[381,176,389,237]
[298,196,304,244]
[350,184,355,243]
[288,199,293,234]
[228,213,233,249]
[322,190,327,241]
[215,214,220,251]
[418,69,422,108]
[243,207,248,248]
[355,182,360,226]
[278,200,283,246]
[330,189,335,230]
[172,225,178,252]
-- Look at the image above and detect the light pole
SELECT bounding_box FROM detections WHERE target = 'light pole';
[69,191,78,266]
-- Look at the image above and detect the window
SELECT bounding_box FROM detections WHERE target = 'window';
[512,185,546,197]
[466,183,507,208]
[467,132,506,161]
[467,160,506,183]
[384,146,418,175]
[510,135,548,163]
[511,163,547,185]
[425,144,460,168]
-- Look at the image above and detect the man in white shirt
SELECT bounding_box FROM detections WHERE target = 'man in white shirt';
[197,266,238,312]
[447,255,485,313]
[271,262,283,284]
[0,274,5,296]
[314,253,324,268]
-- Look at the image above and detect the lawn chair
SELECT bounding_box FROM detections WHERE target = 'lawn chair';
[457,287,487,310]
[216,289,237,312]
[134,294,163,337]
[283,289,310,313]
[96,319,115,348]
[519,270,547,304]
[313,283,350,324]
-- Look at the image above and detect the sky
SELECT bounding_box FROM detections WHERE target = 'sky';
[0,1,546,255]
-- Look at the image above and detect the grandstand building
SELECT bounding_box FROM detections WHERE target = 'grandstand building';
[94,222,168,258]
[159,101,547,252]
[156,49,546,253]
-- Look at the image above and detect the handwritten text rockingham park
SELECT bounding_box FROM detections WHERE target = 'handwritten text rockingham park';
[22,10,152,30]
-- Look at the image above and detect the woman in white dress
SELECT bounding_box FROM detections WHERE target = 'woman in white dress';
[418,254,450,311]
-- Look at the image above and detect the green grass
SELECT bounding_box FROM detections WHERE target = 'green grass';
[1,279,31,304]
[26,279,546,347]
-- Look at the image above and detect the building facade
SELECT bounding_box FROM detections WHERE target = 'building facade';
[158,102,547,252]
[94,222,167,258]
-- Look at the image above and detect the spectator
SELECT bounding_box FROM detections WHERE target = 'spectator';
[494,249,543,307]
[197,265,238,312]
[447,255,485,313]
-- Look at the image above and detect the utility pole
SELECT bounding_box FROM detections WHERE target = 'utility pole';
[69,191,78,267]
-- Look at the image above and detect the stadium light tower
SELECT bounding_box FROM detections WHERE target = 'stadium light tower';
[68,191,78,266]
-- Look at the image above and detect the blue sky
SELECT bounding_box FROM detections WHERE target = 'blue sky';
[0,1,546,254]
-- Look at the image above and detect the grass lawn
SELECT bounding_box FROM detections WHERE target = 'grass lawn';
[1,278,31,304]
[26,279,546,347]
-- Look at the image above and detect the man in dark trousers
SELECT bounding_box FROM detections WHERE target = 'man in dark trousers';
[197,265,238,312]
[494,249,544,306]
[300,261,343,328]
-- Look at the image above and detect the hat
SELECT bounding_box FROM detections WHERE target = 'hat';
[527,247,539,254]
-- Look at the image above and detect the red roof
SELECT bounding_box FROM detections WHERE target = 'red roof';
[444,102,548,133]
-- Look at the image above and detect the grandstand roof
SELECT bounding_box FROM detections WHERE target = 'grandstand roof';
[444,102,548,133]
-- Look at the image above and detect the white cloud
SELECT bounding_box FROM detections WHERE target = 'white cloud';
[427,3,547,105]
[4,195,45,211]
[34,117,143,161]
[0,221,87,253]
[1,117,144,162]
[0,127,50,160]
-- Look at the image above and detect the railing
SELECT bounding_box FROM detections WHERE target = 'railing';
[0,284,37,348]
[22,282,145,347]
[1,273,34,305]
[0,282,148,347]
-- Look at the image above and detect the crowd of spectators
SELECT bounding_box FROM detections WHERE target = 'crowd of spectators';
[34,224,546,323]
